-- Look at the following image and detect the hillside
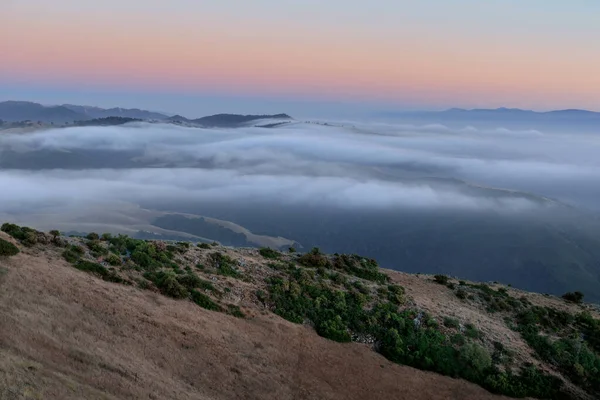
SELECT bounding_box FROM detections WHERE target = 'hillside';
[2,224,600,399]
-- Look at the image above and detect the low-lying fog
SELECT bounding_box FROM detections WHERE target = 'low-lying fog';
[1,120,599,213]
[3,119,600,298]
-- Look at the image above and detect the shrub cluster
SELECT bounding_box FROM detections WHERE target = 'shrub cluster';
[0,237,19,257]
[332,254,390,284]
[516,306,600,395]
[1,223,40,247]
[259,247,280,259]
[298,247,331,269]
[74,260,126,284]
[562,291,584,304]
[267,265,560,399]
[208,252,241,278]
[191,289,222,311]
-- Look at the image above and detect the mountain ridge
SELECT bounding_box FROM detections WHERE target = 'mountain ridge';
[0,100,293,126]
[376,107,600,133]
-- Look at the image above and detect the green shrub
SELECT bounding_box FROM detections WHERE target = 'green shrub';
[577,312,600,354]
[288,247,296,253]
[197,279,216,292]
[456,288,467,300]
[176,273,205,291]
[0,238,19,257]
[145,270,189,299]
[329,272,348,286]
[70,244,85,255]
[298,247,331,269]
[387,284,405,305]
[443,317,460,329]
[87,240,108,256]
[62,249,80,263]
[191,289,221,311]
[460,343,492,373]
[137,279,151,290]
[105,253,122,266]
[73,260,124,283]
[316,316,351,342]
[227,304,245,318]
[434,274,449,285]
[451,333,466,346]
[332,254,389,283]
[1,223,40,247]
[1,223,23,238]
[209,252,241,278]
[256,290,267,303]
[77,260,104,274]
[197,242,211,249]
[351,280,370,295]
[259,247,280,259]
[465,323,482,339]
[101,233,112,241]
[267,262,288,271]
[86,232,100,241]
[562,291,584,304]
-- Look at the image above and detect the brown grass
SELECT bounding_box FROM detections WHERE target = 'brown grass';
[0,232,510,400]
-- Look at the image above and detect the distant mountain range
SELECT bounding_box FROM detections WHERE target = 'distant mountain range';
[379,107,600,132]
[0,101,293,127]
[383,107,600,118]
[62,104,168,120]
[0,101,84,124]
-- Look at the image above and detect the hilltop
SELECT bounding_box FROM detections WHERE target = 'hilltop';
[1,224,600,399]
[192,113,293,127]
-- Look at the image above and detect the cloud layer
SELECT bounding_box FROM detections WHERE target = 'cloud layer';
[1,120,599,218]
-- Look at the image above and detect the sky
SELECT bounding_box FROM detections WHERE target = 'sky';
[1,0,600,117]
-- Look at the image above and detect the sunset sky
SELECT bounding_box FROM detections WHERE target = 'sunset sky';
[1,0,599,117]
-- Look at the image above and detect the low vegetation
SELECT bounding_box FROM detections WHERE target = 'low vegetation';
[1,223,41,247]
[562,291,585,304]
[208,252,241,278]
[267,263,561,398]
[259,247,280,259]
[0,237,19,257]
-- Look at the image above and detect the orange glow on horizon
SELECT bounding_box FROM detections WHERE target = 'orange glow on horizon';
[2,16,600,109]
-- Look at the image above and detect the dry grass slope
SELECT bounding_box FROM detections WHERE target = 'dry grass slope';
[0,231,513,400]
